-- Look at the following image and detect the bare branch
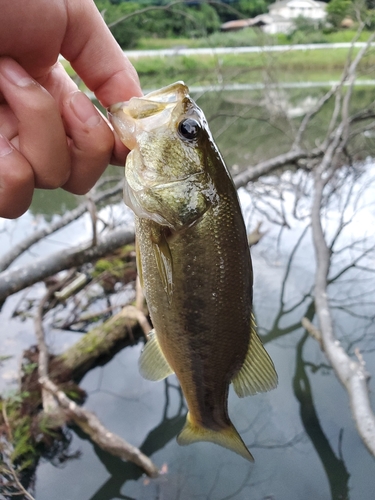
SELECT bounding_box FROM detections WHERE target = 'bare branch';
[310,169,375,457]
[0,226,134,304]
[302,317,322,348]
[233,148,322,188]
[293,84,339,150]
[40,377,159,478]
[0,181,123,272]
[34,273,75,412]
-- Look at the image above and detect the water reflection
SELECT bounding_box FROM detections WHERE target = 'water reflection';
[293,332,350,500]
[76,380,185,500]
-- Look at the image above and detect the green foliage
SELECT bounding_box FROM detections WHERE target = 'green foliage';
[286,16,328,44]
[206,27,263,47]
[364,8,375,28]
[23,362,38,375]
[237,0,270,17]
[326,0,352,27]
[95,0,221,48]
[11,415,35,467]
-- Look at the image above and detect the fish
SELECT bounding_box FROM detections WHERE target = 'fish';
[108,82,278,462]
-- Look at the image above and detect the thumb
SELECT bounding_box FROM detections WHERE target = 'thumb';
[61,0,142,107]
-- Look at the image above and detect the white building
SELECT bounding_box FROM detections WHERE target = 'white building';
[258,0,327,34]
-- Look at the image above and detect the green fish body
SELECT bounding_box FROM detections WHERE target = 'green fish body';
[109,82,277,461]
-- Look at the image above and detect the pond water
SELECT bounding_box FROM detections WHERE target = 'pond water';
[1,85,375,500]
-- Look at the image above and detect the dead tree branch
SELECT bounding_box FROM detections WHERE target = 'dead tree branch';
[40,377,159,478]
[310,170,375,457]
[34,274,75,413]
[233,148,322,188]
[0,181,123,272]
[50,305,143,380]
[0,226,134,304]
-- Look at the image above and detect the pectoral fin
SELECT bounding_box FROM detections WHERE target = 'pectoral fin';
[152,229,173,301]
[135,239,144,289]
[138,329,174,381]
[232,315,278,397]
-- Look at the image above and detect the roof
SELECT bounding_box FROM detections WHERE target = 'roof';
[269,0,325,10]
[221,19,254,30]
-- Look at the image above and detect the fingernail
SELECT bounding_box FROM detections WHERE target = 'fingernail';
[1,59,34,87]
[0,134,13,157]
[70,92,101,127]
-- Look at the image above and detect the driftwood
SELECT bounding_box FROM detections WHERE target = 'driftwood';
[40,377,159,478]
[49,305,145,382]
[0,226,134,304]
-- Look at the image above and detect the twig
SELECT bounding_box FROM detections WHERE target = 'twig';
[40,377,159,478]
[8,467,36,500]
[292,84,339,150]
[302,317,322,349]
[125,305,152,337]
[86,191,98,247]
[0,181,123,272]
[233,148,322,188]
[34,272,75,412]
[59,302,128,329]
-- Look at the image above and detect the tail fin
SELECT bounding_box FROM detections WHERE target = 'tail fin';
[176,412,254,462]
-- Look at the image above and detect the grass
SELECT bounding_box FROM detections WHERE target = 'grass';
[135,29,373,51]
[60,29,375,91]
[130,46,375,89]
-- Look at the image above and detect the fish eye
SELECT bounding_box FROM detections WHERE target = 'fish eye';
[178,118,200,141]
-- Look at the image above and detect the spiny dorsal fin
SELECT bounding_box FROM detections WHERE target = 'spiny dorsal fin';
[138,329,174,381]
[232,316,278,398]
[177,412,254,462]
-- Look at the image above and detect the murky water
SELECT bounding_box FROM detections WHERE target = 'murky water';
[1,87,375,500]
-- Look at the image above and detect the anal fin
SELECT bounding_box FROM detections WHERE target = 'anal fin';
[232,315,278,397]
[139,329,174,381]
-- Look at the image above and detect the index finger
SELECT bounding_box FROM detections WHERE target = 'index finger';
[61,0,142,107]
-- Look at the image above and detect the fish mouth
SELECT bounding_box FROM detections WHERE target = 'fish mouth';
[108,82,189,149]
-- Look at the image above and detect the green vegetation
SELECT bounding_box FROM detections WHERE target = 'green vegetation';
[95,0,222,48]
[326,0,353,26]
[134,27,372,51]
[129,45,375,89]
[93,0,375,50]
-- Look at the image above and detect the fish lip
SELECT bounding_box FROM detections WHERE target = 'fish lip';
[107,81,189,121]
[107,102,128,115]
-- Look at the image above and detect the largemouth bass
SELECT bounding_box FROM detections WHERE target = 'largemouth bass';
[108,82,277,461]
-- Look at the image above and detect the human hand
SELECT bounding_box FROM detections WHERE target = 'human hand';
[0,0,142,218]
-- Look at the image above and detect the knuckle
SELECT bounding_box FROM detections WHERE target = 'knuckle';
[65,184,90,196]
[0,165,33,218]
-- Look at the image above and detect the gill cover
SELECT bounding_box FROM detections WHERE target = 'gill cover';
[108,82,216,230]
